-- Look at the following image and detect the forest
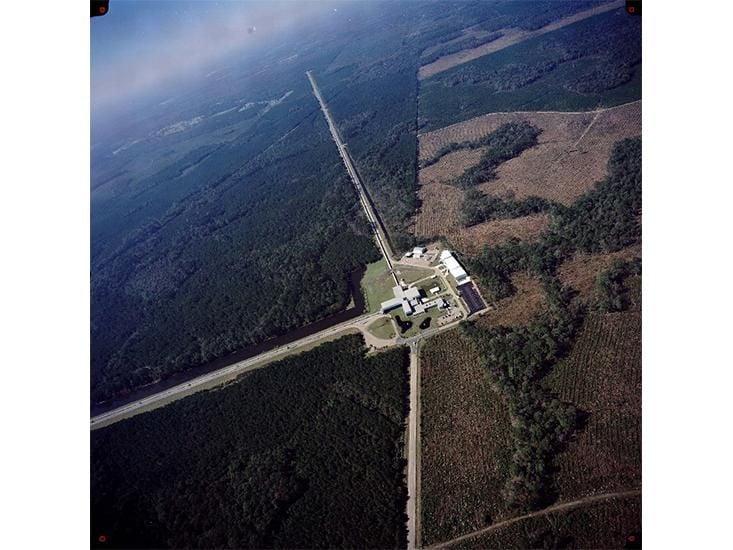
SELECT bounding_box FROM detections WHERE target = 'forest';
[474,0,612,33]
[91,335,410,549]
[594,258,642,313]
[460,189,553,227]
[91,105,381,404]
[462,280,582,511]
[91,0,631,404]
[421,121,540,170]
[419,7,642,131]
[314,1,599,251]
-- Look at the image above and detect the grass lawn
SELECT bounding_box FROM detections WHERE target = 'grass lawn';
[394,264,434,285]
[361,259,396,313]
[415,277,443,297]
[367,317,396,340]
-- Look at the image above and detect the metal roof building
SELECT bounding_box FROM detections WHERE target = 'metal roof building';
[380,297,403,313]
[440,251,468,282]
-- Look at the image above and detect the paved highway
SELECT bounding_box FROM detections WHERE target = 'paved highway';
[90,311,382,429]
[307,70,399,285]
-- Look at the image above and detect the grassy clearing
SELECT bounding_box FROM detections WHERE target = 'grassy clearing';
[394,264,435,284]
[361,259,396,313]
[415,277,444,296]
[367,317,396,340]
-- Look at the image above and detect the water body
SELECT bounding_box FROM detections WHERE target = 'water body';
[91,266,366,416]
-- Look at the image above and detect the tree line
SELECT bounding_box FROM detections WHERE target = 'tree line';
[462,277,583,511]
[460,188,554,227]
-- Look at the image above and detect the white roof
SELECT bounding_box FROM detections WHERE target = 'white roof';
[443,255,467,280]
[413,246,427,254]
[440,250,452,260]
[443,256,461,270]
[404,286,421,300]
[380,297,402,312]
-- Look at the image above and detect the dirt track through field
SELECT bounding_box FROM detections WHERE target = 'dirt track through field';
[427,488,641,549]
[412,101,641,251]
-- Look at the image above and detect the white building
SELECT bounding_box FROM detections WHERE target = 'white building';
[440,250,468,282]
[380,297,403,314]
[380,284,425,316]
[413,246,427,256]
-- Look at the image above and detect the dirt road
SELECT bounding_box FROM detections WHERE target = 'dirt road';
[427,488,641,549]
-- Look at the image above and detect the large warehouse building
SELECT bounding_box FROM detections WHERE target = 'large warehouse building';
[439,250,468,283]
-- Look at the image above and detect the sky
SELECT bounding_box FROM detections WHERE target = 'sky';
[91,0,332,111]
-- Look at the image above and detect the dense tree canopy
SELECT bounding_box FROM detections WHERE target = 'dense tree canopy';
[91,335,409,549]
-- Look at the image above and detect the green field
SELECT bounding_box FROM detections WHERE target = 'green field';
[415,277,444,297]
[367,317,397,340]
[394,264,435,285]
[361,259,397,313]
[420,8,641,131]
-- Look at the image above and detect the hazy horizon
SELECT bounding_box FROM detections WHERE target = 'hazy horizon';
[91,0,337,114]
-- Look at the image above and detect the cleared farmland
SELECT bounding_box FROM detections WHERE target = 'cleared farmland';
[411,177,549,253]
[474,272,548,327]
[546,305,641,501]
[420,329,513,546]
[413,102,640,251]
[419,102,641,202]
[447,492,640,550]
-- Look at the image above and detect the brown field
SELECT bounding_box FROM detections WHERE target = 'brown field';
[418,1,624,80]
[420,329,513,546]
[413,102,641,251]
[411,171,549,253]
[451,214,550,256]
[474,272,548,327]
[547,305,641,501]
[448,493,641,550]
[557,245,641,300]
